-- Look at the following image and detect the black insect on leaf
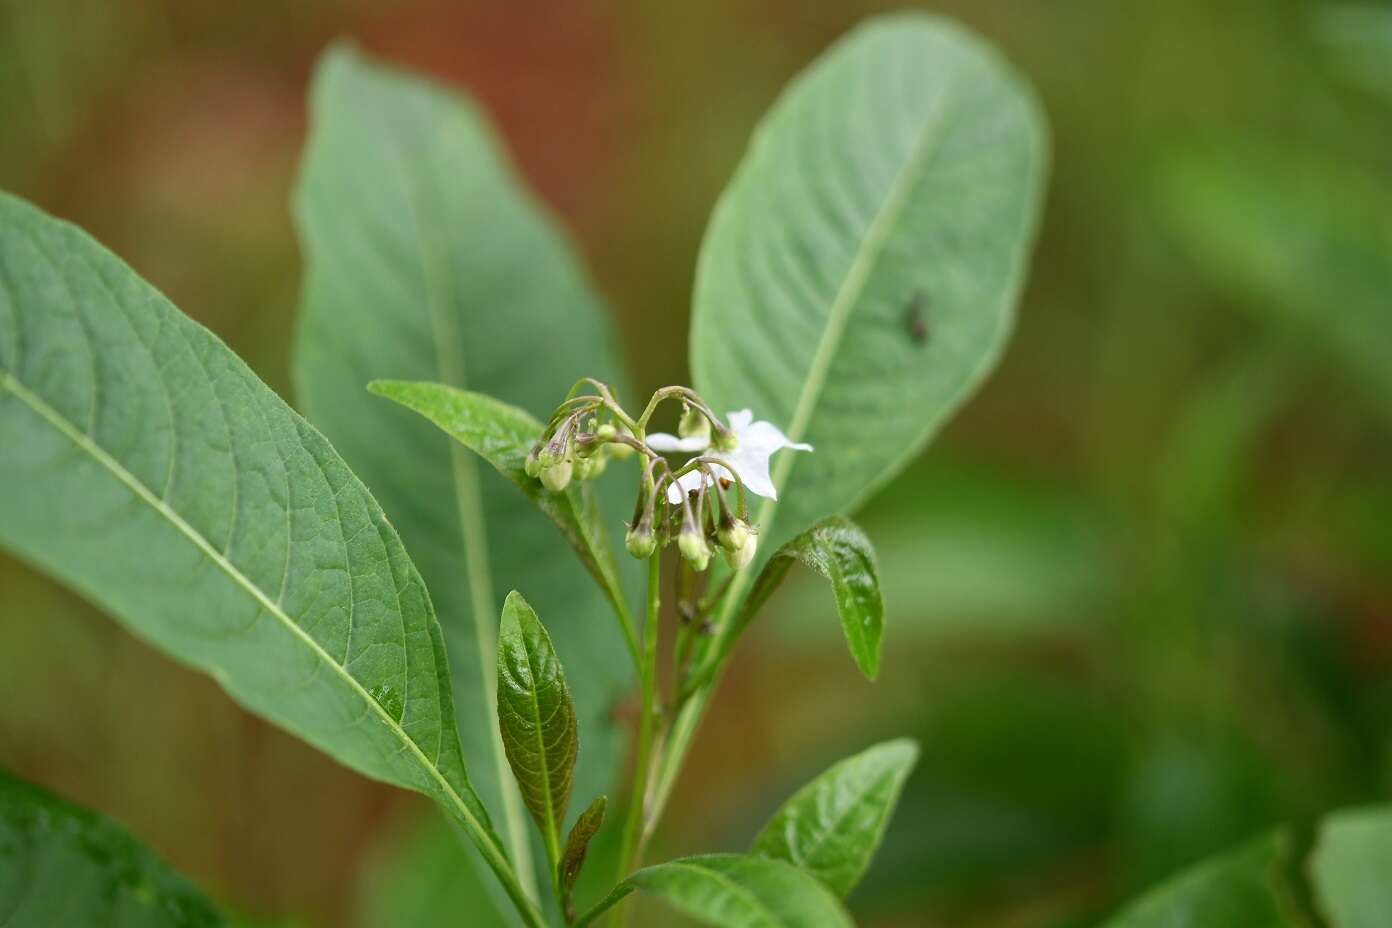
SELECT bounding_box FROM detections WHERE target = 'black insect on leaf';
[905,291,930,345]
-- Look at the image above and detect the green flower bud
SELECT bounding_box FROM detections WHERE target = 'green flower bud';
[540,460,573,492]
[717,517,750,552]
[677,404,710,444]
[524,446,543,478]
[597,422,636,461]
[677,526,709,566]
[625,522,657,559]
[724,534,757,570]
[574,453,606,481]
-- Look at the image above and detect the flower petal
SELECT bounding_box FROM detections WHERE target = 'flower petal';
[725,409,755,433]
[648,431,710,453]
[665,468,708,504]
[739,419,814,454]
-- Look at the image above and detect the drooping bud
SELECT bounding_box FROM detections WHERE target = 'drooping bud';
[524,445,544,478]
[540,460,573,492]
[677,525,710,569]
[717,517,750,553]
[625,521,656,559]
[575,453,606,481]
[724,533,757,570]
[597,422,636,461]
[677,404,710,444]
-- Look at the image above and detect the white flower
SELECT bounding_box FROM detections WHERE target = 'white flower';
[648,409,812,504]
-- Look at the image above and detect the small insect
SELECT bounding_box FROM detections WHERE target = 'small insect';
[904,291,930,346]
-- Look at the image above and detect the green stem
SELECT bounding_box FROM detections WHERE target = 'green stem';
[642,558,754,844]
[611,553,662,926]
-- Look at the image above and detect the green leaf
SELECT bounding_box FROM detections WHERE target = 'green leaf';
[0,191,539,925]
[752,738,919,897]
[497,591,579,872]
[579,854,853,928]
[367,380,628,622]
[0,769,224,927]
[560,796,607,919]
[690,13,1047,554]
[1099,831,1297,927]
[691,516,883,688]
[292,43,634,895]
[1310,805,1392,928]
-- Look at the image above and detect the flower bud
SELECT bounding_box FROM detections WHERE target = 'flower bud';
[540,460,573,492]
[575,453,606,481]
[597,422,635,461]
[717,517,750,553]
[677,526,709,568]
[677,404,710,444]
[724,533,757,570]
[524,446,544,478]
[625,522,656,559]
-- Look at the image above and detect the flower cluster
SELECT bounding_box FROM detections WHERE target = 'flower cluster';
[523,380,811,571]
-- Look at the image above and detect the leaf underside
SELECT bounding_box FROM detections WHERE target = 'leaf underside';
[0,191,509,888]
[691,13,1048,556]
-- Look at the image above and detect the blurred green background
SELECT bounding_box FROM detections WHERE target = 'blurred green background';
[1,1,1390,925]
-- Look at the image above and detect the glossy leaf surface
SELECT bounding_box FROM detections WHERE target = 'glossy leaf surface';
[752,738,918,897]
[581,854,853,928]
[496,591,578,868]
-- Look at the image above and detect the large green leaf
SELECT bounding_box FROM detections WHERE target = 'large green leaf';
[752,738,918,898]
[1099,831,1296,928]
[292,43,633,891]
[578,854,853,928]
[0,191,538,924]
[690,13,1047,554]
[0,769,224,927]
[1310,805,1392,928]
[497,591,578,872]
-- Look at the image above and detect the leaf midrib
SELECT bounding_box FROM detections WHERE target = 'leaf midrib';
[0,368,493,849]
[756,68,957,536]
[777,764,899,885]
[657,861,784,927]
[390,111,536,887]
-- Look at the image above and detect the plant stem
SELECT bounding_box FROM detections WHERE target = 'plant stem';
[611,552,662,926]
[641,560,753,844]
